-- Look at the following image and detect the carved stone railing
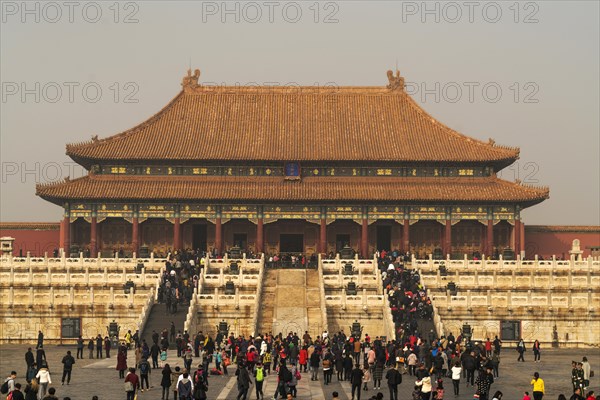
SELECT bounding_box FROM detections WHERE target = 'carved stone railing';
[250,253,265,336]
[317,254,329,334]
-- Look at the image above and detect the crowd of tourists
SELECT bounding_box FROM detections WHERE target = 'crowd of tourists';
[2,250,597,400]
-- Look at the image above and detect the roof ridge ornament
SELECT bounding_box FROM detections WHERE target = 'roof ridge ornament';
[488,138,495,146]
[386,69,405,91]
[182,68,201,92]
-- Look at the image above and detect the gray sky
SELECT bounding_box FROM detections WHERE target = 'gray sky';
[1,0,599,225]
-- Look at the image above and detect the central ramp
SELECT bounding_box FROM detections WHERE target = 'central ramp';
[256,269,324,338]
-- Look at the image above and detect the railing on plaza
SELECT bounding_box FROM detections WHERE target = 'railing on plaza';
[317,254,329,335]
[250,254,266,336]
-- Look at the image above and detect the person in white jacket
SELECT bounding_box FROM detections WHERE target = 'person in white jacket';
[35,365,51,400]
[416,375,432,400]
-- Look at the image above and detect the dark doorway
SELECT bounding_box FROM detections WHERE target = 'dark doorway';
[377,225,392,252]
[280,234,303,253]
[233,233,247,250]
[336,234,351,253]
[192,224,207,251]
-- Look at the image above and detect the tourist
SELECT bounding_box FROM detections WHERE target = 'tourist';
[533,340,541,362]
[451,361,462,396]
[575,363,585,391]
[343,354,354,381]
[116,345,128,379]
[160,347,168,368]
[332,391,340,399]
[531,372,545,400]
[523,391,531,400]
[558,395,567,400]
[517,338,526,362]
[36,346,47,369]
[571,388,585,400]
[104,336,111,358]
[288,362,299,398]
[492,391,503,400]
[362,366,372,392]
[350,364,364,400]
[585,391,595,400]
[87,338,94,359]
[2,371,16,394]
[236,362,252,400]
[60,351,75,385]
[309,350,320,381]
[138,356,151,392]
[37,331,44,350]
[161,364,172,400]
[582,357,591,389]
[35,363,52,399]
[170,367,181,400]
[416,375,432,400]
[124,367,140,400]
[151,341,161,369]
[176,372,193,400]
[474,367,494,400]
[385,364,402,400]
[76,336,84,359]
[463,352,476,387]
[435,379,445,400]
[40,386,58,400]
[23,378,39,400]
[492,336,502,355]
[95,334,103,359]
[25,348,35,375]
[254,362,265,400]
[323,354,333,385]
[26,363,37,384]
[372,361,383,390]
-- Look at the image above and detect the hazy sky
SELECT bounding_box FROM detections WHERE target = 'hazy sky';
[1,1,598,225]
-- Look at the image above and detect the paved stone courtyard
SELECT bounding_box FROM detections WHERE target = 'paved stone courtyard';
[1,344,598,400]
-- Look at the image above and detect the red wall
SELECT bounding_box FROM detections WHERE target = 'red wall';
[0,223,60,256]
[1,222,599,259]
[524,226,600,259]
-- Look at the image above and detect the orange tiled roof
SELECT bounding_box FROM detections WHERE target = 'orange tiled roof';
[36,174,548,206]
[66,70,519,168]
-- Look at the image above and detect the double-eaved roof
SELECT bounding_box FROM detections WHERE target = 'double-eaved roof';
[37,69,549,207]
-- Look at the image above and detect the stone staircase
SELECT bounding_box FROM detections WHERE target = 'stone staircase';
[256,269,277,335]
[255,269,325,338]
[141,302,187,347]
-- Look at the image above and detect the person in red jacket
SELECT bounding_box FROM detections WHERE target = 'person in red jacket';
[124,367,139,400]
[299,346,308,372]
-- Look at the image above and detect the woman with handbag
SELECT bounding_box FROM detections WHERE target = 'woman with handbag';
[124,367,139,400]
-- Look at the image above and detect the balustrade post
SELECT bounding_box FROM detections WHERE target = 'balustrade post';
[109,286,115,307]
[239,267,244,287]
[547,290,552,309]
[358,268,362,286]
[474,269,479,286]
[219,268,224,286]
[29,287,34,308]
[530,270,534,287]
[79,252,84,266]
[49,287,54,308]
[362,288,368,310]
[214,287,219,309]
[9,264,14,286]
[235,287,240,309]
[342,289,347,309]
[66,265,70,285]
[69,287,74,307]
[466,290,472,310]
[103,266,108,287]
[122,266,127,284]
[26,251,31,267]
[90,287,94,307]
[44,265,49,285]
[8,287,14,307]
[61,250,66,268]
[44,252,48,267]
[141,267,146,286]
[128,288,134,308]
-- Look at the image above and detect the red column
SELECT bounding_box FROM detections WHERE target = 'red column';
[361,219,368,258]
[320,218,327,254]
[514,219,521,256]
[173,217,181,251]
[215,217,222,255]
[403,219,410,253]
[444,220,452,257]
[90,217,97,257]
[256,218,264,254]
[131,217,139,254]
[487,220,494,257]
[64,216,70,255]
[59,218,65,252]
[520,221,526,255]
